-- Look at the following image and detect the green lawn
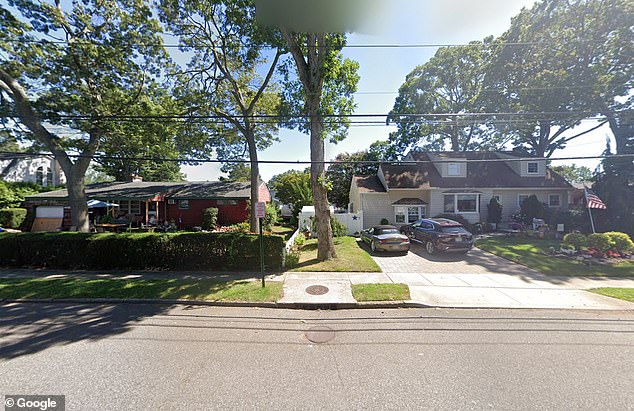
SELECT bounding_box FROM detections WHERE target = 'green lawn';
[477,237,634,277]
[0,278,283,302]
[290,236,381,272]
[271,225,295,241]
[352,283,410,302]
[590,288,634,303]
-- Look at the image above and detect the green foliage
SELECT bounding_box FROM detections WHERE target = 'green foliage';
[593,155,634,236]
[487,0,633,157]
[202,207,219,231]
[587,233,612,254]
[543,209,591,233]
[380,218,390,225]
[325,146,386,207]
[0,208,27,229]
[0,181,51,208]
[270,170,312,217]
[263,203,279,232]
[604,232,634,254]
[284,248,300,268]
[563,233,588,250]
[388,40,503,154]
[486,197,503,224]
[293,234,305,249]
[520,195,545,224]
[552,164,593,184]
[0,232,284,271]
[330,218,347,238]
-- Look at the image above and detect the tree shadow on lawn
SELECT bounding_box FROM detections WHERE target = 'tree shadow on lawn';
[0,302,172,360]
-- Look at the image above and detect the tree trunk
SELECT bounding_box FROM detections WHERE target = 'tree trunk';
[66,168,90,232]
[308,97,336,261]
[245,127,260,233]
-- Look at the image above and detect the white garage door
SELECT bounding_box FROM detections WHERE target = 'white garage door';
[35,206,64,218]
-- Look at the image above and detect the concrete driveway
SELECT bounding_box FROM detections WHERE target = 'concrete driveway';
[370,240,539,276]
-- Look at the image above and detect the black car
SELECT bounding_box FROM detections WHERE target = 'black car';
[400,218,473,254]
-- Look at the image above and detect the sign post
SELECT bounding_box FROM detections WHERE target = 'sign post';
[255,202,266,288]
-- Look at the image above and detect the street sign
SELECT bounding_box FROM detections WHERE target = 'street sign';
[255,202,266,218]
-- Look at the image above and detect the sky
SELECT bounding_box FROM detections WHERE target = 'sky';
[178,0,613,182]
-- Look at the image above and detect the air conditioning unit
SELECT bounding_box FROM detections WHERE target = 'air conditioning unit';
[167,199,176,205]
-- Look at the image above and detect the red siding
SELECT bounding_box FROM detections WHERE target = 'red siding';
[165,199,249,228]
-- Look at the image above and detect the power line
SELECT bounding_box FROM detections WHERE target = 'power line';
[1,150,631,165]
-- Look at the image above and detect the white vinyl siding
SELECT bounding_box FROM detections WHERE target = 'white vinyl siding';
[360,193,393,228]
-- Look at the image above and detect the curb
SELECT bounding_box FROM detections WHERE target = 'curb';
[0,298,431,310]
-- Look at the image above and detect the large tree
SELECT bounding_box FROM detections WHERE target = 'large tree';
[269,169,312,218]
[0,0,167,231]
[277,33,359,260]
[326,140,391,208]
[160,0,283,233]
[486,0,633,157]
[388,40,507,155]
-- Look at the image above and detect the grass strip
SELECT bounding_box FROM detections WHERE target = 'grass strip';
[476,237,634,277]
[352,283,410,302]
[590,288,634,303]
[290,236,381,272]
[0,278,283,302]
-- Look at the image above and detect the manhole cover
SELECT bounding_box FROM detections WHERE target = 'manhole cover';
[305,285,329,295]
[304,326,335,343]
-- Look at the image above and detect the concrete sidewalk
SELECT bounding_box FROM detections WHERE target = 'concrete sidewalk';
[277,271,634,310]
[1,268,634,310]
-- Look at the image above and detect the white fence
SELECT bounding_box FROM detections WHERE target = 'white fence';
[298,206,363,236]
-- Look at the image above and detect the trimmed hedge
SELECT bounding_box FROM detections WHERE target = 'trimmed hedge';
[562,232,587,250]
[0,232,284,271]
[0,208,27,229]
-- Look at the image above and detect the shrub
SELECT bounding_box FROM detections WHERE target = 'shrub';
[310,216,348,237]
[331,218,347,237]
[263,203,279,232]
[543,209,591,233]
[486,198,502,224]
[0,208,27,229]
[562,232,588,250]
[202,207,219,230]
[587,233,612,255]
[604,232,634,254]
[433,213,473,232]
[380,218,389,225]
[520,195,545,224]
[284,249,300,268]
[293,233,305,249]
[0,232,285,271]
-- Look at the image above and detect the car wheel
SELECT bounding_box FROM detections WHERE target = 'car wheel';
[425,241,436,255]
[371,241,377,253]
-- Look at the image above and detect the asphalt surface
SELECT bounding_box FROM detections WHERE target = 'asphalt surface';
[1,304,633,410]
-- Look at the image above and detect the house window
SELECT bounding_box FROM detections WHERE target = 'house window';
[518,194,530,207]
[36,166,45,186]
[114,200,141,215]
[178,200,189,210]
[443,194,479,213]
[46,167,54,187]
[447,163,461,176]
[548,194,561,207]
[527,162,539,174]
[395,206,425,224]
[217,199,238,206]
[444,195,455,213]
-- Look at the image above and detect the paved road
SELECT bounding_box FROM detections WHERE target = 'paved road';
[2,303,633,410]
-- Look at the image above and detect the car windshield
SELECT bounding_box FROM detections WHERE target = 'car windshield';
[440,226,467,234]
[377,229,399,235]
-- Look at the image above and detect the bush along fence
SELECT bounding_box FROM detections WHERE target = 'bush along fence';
[0,232,285,271]
[0,208,27,229]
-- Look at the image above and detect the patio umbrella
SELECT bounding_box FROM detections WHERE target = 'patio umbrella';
[87,200,120,208]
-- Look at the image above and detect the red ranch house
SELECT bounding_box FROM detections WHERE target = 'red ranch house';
[25,181,271,231]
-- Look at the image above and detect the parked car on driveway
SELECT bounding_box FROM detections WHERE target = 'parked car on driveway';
[360,225,410,254]
[400,218,473,255]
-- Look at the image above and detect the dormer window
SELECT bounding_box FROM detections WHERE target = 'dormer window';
[527,162,539,174]
[447,163,461,176]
